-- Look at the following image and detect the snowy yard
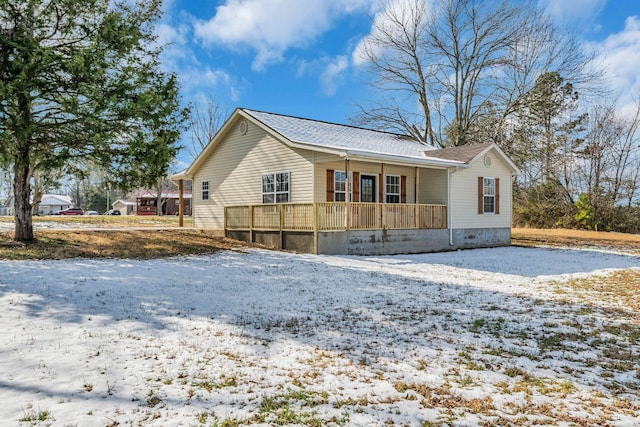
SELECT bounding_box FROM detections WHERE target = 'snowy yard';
[1,246,638,426]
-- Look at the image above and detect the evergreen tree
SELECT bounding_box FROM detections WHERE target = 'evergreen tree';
[0,0,187,240]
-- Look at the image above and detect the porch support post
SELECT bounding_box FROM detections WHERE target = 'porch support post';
[178,179,184,227]
[380,163,385,228]
[415,167,419,204]
[448,167,458,245]
[345,158,350,231]
[313,202,318,254]
[249,205,254,243]
[279,203,284,249]
[224,206,228,235]
[415,167,419,228]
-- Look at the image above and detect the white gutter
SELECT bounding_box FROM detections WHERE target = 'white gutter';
[338,149,468,169]
[281,138,467,169]
[448,166,459,246]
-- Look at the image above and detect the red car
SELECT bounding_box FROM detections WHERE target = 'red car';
[55,207,85,215]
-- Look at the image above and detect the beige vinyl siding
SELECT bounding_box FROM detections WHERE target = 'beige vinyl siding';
[193,119,314,229]
[451,149,513,229]
[418,168,447,204]
[313,160,416,203]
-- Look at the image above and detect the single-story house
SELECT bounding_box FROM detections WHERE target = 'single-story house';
[111,199,136,216]
[39,194,73,215]
[172,108,519,255]
[135,190,192,216]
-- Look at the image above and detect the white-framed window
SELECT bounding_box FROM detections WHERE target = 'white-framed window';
[483,177,495,214]
[385,175,400,203]
[201,180,209,201]
[334,171,353,202]
[262,172,290,203]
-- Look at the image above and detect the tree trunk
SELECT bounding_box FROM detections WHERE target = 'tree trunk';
[13,147,34,241]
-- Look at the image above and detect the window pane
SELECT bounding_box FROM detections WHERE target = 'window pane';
[484,196,494,213]
[483,178,494,196]
[335,192,346,202]
[276,193,289,203]
[386,194,400,203]
[262,174,274,193]
[276,173,289,192]
[263,194,274,203]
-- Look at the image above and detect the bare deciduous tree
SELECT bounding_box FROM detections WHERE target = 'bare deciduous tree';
[188,100,229,160]
[353,0,598,148]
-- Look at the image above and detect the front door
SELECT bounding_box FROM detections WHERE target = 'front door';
[360,175,376,202]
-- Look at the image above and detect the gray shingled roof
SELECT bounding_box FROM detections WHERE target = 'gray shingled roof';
[242,109,493,166]
[243,109,438,159]
[424,142,493,163]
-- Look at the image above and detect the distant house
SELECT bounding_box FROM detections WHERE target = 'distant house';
[39,194,73,215]
[135,190,192,216]
[111,199,136,216]
[172,108,519,255]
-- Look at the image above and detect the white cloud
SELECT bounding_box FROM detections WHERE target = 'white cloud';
[193,0,380,71]
[538,0,606,25]
[593,16,640,111]
[320,56,349,96]
[180,67,243,103]
[156,22,187,47]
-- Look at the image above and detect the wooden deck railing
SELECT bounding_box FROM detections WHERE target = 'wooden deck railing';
[225,202,447,232]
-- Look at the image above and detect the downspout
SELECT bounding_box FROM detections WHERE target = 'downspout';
[448,166,459,246]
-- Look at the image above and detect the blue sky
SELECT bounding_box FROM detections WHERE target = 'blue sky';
[157,0,640,166]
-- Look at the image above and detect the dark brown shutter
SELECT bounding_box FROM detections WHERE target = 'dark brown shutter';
[495,178,500,215]
[379,174,383,202]
[326,170,334,201]
[352,172,360,202]
[401,175,407,203]
[478,176,484,214]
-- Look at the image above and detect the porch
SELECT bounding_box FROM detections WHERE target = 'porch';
[225,202,447,254]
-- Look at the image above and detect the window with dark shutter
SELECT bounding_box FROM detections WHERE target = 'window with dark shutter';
[479,177,496,214]
[385,175,401,203]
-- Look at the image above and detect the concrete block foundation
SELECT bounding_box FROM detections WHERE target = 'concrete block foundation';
[227,227,511,255]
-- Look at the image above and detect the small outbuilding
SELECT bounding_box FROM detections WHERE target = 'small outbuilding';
[39,194,73,215]
[111,199,136,216]
[173,108,519,255]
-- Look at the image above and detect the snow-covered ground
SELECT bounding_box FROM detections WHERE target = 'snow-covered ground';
[1,246,638,426]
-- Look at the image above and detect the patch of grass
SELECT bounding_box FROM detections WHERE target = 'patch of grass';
[254,390,342,426]
[192,374,238,392]
[0,229,253,260]
[512,227,640,255]
[565,271,640,314]
[0,214,192,227]
[19,409,52,422]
